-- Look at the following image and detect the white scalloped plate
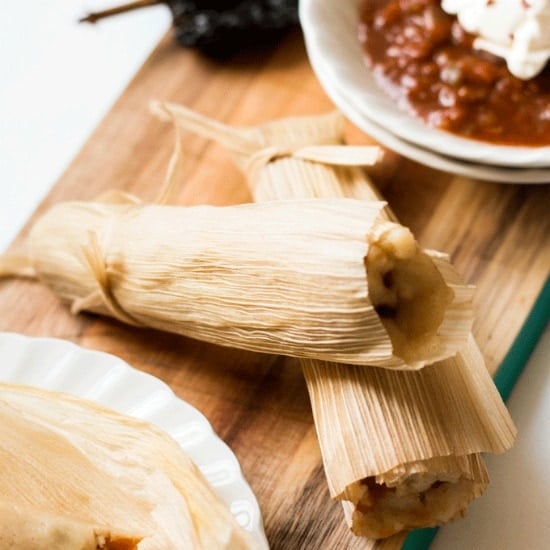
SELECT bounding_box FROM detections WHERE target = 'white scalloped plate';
[0,332,269,550]
[300,0,550,169]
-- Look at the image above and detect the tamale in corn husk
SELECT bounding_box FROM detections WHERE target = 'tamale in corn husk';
[154,102,516,544]
[0,382,255,550]
[1,196,471,370]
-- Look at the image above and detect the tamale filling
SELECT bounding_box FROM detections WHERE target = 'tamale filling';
[97,534,140,550]
[366,224,454,363]
[350,474,475,539]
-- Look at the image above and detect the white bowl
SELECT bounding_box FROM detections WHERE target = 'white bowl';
[299,0,550,169]
[308,42,550,183]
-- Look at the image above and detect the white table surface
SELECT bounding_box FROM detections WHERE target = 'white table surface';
[0,0,170,252]
[1,2,548,549]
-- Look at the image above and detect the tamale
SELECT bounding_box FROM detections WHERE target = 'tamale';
[0,382,255,550]
[1,197,471,370]
[154,102,516,542]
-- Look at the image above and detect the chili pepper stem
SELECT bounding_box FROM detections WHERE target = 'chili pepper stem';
[79,0,165,24]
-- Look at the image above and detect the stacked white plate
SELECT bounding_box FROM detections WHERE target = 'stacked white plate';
[299,0,550,184]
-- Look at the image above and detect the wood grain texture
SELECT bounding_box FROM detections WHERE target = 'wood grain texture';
[1,29,549,549]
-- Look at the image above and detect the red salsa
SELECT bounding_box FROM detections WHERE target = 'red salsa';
[358,0,550,146]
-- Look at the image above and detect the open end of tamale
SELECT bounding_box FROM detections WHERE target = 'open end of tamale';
[366,222,454,364]
[346,473,480,539]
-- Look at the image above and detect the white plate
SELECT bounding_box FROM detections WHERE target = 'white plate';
[300,0,550,169]
[0,332,269,550]
[308,44,550,183]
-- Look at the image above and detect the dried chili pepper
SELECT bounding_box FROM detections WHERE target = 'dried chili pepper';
[80,0,299,57]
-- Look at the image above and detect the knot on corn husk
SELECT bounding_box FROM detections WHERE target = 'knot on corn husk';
[243,144,383,185]
[71,230,143,327]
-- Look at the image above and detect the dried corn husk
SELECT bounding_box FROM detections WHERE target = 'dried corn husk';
[0,382,254,549]
[2,197,471,370]
[155,102,516,544]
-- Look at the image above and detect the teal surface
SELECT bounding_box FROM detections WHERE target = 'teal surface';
[402,277,550,550]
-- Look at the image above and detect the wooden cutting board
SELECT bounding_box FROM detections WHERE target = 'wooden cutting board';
[1,29,549,549]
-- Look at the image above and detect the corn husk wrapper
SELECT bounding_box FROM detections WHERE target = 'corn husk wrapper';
[0,382,255,550]
[3,196,472,371]
[155,102,516,544]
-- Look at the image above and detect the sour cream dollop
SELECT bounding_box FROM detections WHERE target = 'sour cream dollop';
[442,0,550,79]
